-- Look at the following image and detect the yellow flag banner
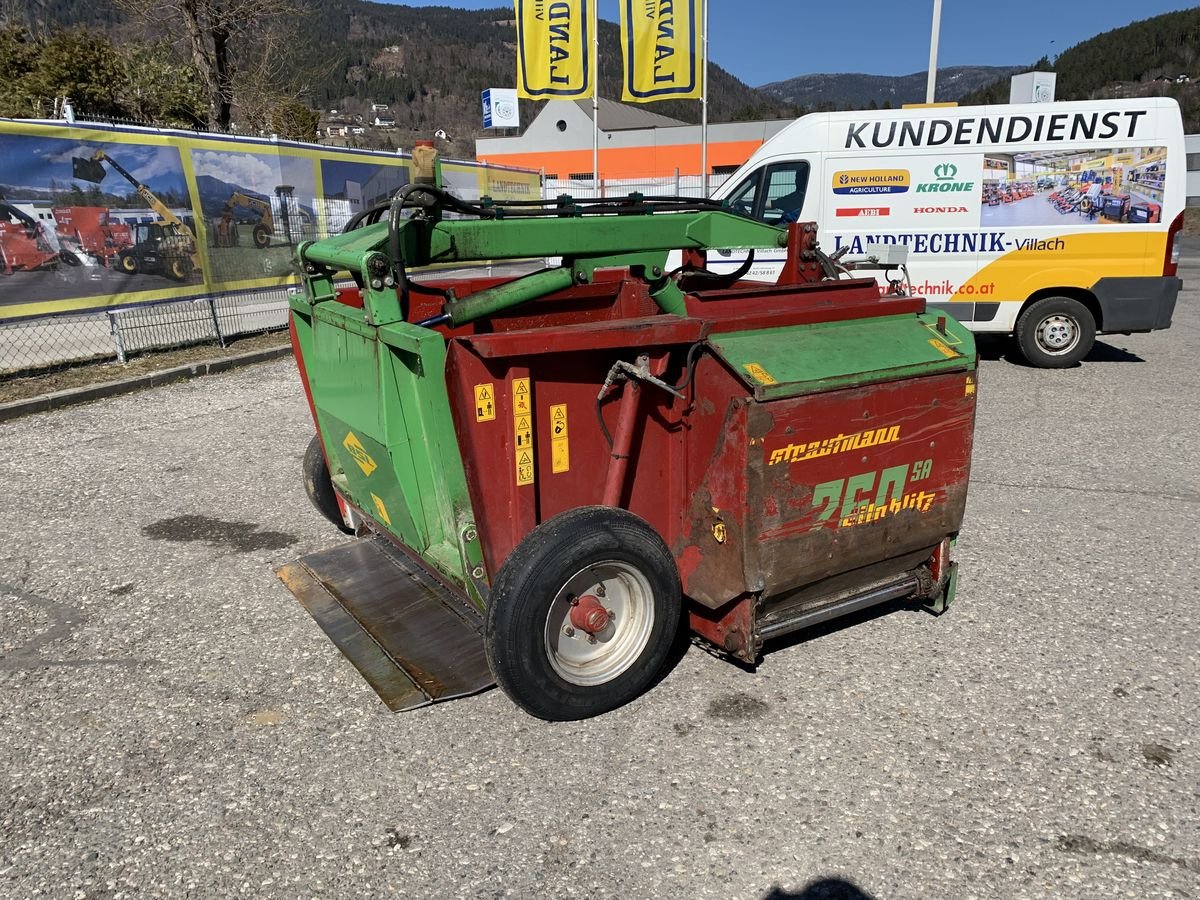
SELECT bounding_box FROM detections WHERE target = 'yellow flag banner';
[514,0,593,100]
[619,0,703,102]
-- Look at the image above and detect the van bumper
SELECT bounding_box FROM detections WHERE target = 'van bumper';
[1091,276,1181,332]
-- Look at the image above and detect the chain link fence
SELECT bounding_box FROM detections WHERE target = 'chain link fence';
[0,285,291,376]
[2,164,729,379]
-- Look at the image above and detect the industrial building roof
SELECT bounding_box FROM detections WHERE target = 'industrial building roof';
[574,99,689,131]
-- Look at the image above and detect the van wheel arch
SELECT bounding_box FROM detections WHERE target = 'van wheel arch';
[1019,287,1102,331]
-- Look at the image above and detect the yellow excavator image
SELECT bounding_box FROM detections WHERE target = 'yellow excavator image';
[212,186,313,250]
[71,150,200,281]
[213,191,275,250]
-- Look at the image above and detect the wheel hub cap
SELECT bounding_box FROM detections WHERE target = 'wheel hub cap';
[569,594,611,634]
[1037,314,1079,354]
[544,561,655,687]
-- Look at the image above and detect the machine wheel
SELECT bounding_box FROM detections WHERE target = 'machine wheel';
[1015,296,1096,368]
[253,225,271,249]
[118,252,138,275]
[485,506,681,721]
[166,257,191,281]
[303,434,352,534]
[58,249,83,266]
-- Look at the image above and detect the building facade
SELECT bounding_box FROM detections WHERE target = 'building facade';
[476,99,791,179]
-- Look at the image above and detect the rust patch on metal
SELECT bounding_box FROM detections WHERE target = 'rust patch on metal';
[688,594,757,663]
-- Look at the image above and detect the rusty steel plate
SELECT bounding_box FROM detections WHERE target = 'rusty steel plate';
[276,537,493,711]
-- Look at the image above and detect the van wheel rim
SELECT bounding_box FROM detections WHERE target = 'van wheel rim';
[543,561,655,687]
[1036,314,1079,355]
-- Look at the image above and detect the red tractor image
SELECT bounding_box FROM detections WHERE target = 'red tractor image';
[52,206,133,267]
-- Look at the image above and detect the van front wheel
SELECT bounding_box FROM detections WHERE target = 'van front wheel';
[1015,296,1095,368]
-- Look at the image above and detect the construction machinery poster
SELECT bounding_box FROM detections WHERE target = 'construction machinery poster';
[0,120,541,320]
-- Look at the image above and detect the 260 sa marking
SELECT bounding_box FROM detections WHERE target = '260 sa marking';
[810,458,938,530]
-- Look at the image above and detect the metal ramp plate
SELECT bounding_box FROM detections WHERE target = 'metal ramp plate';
[276,537,494,711]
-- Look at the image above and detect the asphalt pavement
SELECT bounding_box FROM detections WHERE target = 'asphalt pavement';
[1,261,1197,898]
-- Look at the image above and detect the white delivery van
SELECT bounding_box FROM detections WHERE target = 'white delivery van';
[703,98,1185,367]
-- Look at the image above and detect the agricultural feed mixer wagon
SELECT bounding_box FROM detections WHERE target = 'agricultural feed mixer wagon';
[278,150,979,720]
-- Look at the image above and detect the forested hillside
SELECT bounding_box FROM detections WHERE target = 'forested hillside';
[6,0,796,153]
[759,66,1021,110]
[961,7,1200,129]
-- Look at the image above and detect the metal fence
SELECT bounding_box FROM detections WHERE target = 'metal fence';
[1,170,730,378]
[543,173,732,201]
[0,285,291,376]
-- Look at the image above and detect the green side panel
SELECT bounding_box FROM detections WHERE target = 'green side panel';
[708,312,977,400]
[299,300,483,606]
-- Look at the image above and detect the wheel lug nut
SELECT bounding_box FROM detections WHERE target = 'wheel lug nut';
[587,634,597,644]
[563,626,575,637]
[595,585,606,597]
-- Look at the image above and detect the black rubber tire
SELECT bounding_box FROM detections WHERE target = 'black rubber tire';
[166,257,191,281]
[1014,295,1096,368]
[118,252,138,275]
[485,506,682,721]
[58,249,83,266]
[253,224,271,249]
[303,434,352,534]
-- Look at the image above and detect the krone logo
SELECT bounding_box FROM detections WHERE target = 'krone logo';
[934,162,958,181]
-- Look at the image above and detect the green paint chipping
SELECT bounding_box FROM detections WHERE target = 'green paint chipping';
[710,312,976,400]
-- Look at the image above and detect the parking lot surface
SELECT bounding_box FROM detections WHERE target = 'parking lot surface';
[2,265,1197,899]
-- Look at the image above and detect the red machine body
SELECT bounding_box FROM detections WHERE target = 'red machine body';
[0,203,59,275]
[52,207,133,266]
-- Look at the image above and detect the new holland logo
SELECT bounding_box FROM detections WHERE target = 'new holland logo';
[832,169,910,195]
[916,162,975,194]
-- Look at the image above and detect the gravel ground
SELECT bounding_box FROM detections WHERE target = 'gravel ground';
[1,264,1198,899]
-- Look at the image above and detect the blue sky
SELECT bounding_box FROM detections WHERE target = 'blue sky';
[384,1,1199,86]
[0,135,186,197]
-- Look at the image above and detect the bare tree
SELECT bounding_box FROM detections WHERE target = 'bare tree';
[117,0,302,132]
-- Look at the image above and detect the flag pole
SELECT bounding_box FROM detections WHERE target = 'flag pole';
[925,0,943,104]
[591,0,599,192]
[700,0,709,197]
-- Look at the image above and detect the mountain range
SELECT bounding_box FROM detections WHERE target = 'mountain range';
[13,1,1200,142]
[758,66,1024,110]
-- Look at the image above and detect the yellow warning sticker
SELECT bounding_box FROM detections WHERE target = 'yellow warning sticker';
[343,431,377,477]
[965,374,977,396]
[550,403,569,473]
[370,493,392,526]
[928,338,959,359]
[743,363,778,385]
[513,377,532,416]
[513,377,535,485]
[473,383,496,422]
[516,449,535,486]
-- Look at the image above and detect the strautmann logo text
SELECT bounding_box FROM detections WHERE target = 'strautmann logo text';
[916,162,975,193]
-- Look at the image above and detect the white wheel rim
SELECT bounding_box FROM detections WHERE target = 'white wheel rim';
[1035,313,1080,355]
[543,560,655,687]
